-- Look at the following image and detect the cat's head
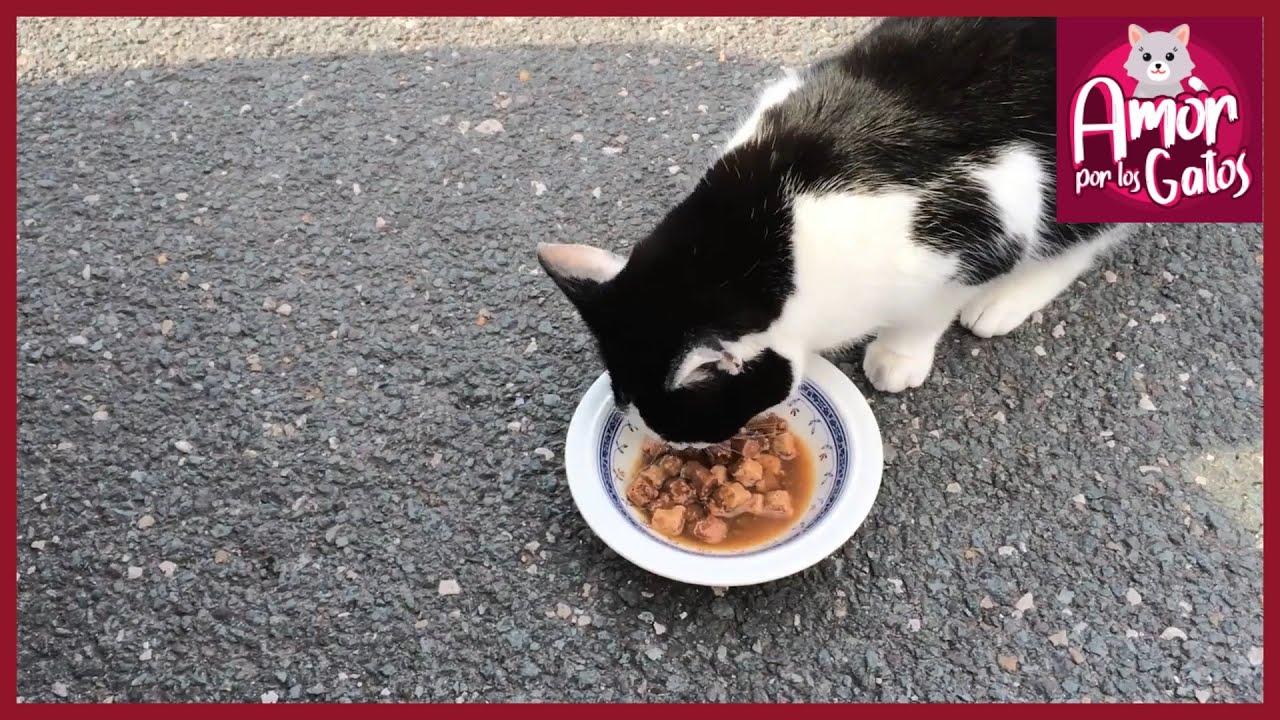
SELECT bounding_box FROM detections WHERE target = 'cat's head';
[537,229,802,444]
[1124,24,1196,86]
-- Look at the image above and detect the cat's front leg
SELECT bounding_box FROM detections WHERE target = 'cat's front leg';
[862,301,963,393]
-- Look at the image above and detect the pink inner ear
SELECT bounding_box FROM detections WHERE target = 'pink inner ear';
[1173,24,1191,46]
[536,243,625,283]
[1128,24,1145,47]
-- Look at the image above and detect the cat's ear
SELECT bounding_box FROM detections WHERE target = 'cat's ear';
[669,345,746,389]
[1171,24,1190,47]
[1128,24,1147,46]
[536,242,626,303]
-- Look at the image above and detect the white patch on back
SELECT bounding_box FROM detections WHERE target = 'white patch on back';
[725,69,803,151]
[971,143,1046,249]
[727,190,960,393]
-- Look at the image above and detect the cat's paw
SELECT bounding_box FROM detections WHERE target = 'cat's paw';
[862,339,934,393]
[959,284,1044,338]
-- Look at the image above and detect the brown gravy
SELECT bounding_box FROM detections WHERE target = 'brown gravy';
[626,421,815,552]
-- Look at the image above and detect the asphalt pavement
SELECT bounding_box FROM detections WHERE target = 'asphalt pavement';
[17,17,1263,702]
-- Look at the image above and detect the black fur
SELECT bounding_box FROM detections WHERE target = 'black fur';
[542,17,1113,444]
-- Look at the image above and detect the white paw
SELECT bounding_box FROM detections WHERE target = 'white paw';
[862,339,934,393]
[960,285,1045,338]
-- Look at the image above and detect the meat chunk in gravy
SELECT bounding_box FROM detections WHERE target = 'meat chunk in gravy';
[650,506,686,537]
[760,490,794,519]
[624,412,805,547]
[693,516,728,544]
[708,482,753,517]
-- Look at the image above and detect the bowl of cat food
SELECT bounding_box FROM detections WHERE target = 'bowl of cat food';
[562,355,883,587]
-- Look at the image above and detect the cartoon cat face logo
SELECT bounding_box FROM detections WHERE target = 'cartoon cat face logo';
[1125,23,1206,98]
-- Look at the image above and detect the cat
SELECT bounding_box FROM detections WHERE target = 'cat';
[1125,23,1207,98]
[538,17,1122,444]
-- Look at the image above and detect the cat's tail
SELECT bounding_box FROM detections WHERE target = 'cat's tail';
[1187,76,1209,93]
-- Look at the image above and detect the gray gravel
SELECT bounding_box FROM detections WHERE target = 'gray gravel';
[17,17,1262,703]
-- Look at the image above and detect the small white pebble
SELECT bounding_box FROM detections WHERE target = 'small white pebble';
[346,367,358,377]
[555,603,572,619]
[1178,372,1191,382]
[83,194,100,204]
[438,579,461,596]
[1034,345,1047,357]
[1162,270,1176,282]
[137,515,155,530]
[653,622,667,635]
[532,447,555,461]
[175,192,189,202]
[945,482,961,494]
[531,180,547,196]
[1115,351,1127,361]
[1048,630,1069,647]
[1194,475,1209,486]
[601,146,623,156]
[1247,647,1263,666]
[275,303,293,317]
[239,104,252,115]
[1103,270,1118,283]
[576,614,592,627]
[1150,313,1167,324]
[158,561,177,577]
[667,165,681,174]
[997,545,1016,557]
[159,319,175,336]
[1195,689,1211,703]
[570,133,584,143]
[524,540,541,553]
[174,440,193,454]
[980,596,996,609]
[591,187,602,199]
[127,566,143,579]
[644,647,664,660]
[261,690,279,704]
[1125,629,1140,638]
[1015,593,1035,612]
[1052,323,1066,338]
[1138,395,1157,412]
[138,647,152,661]
[328,437,339,450]
[1031,311,1044,324]
[375,216,388,231]
[1126,588,1143,605]
[30,540,46,551]
[51,682,69,698]
[993,411,1006,424]
[1072,494,1086,506]
[1126,318,1139,328]
[1160,626,1188,641]
[524,338,537,356]
[67,334,89,346]
[92,410,109,422]
[970,348,980,356]
[907,618,922,632]
[81,265,91,281]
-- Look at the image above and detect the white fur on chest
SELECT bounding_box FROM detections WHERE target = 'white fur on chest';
[773,192,961,351]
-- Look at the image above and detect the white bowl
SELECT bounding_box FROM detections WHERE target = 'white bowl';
[563,355,884,587]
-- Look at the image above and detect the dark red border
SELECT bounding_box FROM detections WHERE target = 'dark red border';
[10,2,1273,715]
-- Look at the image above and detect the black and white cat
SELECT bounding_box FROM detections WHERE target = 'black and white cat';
[538,17,1121,444]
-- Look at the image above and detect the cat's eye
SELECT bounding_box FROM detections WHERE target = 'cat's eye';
[1165,52,1175,62]
[1142,52,1152,62]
